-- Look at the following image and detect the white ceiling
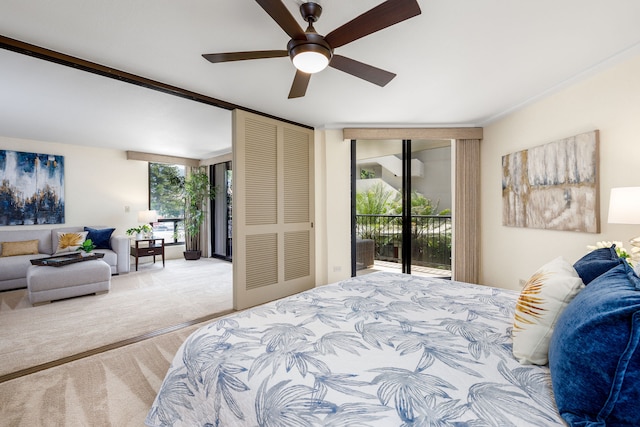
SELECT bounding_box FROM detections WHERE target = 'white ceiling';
[1,0,640,160]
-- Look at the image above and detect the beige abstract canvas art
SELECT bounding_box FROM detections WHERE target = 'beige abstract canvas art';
[502,130,600,233]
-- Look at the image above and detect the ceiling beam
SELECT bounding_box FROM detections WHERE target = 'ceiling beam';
[0,34,314,130]
[126,151,200,167]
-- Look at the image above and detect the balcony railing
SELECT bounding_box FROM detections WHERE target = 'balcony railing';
[152,218,184,245]
[355,214,452,270]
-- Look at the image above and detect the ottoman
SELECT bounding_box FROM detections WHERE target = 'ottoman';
[27,260,111,305]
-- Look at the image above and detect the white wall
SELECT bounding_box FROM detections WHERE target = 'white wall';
[480,54,640,290]
[315,129,352,285]
[0,136,186,260]
[415,146,452,211]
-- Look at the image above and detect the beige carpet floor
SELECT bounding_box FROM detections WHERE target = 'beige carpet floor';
[0,322,203,427]
[0,258,232,377]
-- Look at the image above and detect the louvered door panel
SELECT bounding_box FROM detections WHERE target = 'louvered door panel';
[285,230,310,281]
[245,118,277,225]
[284,127,310,224]
[233,110,315,310]
[246,233,278,289]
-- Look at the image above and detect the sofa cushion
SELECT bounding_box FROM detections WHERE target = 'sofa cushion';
[94,249,117,270]
[0,229,53,255]
[0,254,47,280]
[548,261,640,426]
[84,227,115,250]
[54,231,88,254]
[512,256,584,365]
[0,240,39,257]
[51,227,83,254]
[573,245,623,285]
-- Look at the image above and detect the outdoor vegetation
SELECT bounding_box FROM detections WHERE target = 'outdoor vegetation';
[148,164,217,258]
[356,182,452,269]
[182,167,217,258]
[149,163,186,244]
[149,163,185,219]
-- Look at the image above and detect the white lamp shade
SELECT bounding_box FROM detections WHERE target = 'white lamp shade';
[608,187,640,224]
[138,209,158,223]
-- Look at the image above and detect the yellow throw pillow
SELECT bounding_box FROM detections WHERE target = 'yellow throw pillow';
[55,232,88,254]
[0,240,40,257]
[512,256,585,365]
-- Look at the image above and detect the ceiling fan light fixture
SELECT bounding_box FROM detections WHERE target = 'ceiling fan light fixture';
[290,44,331,74]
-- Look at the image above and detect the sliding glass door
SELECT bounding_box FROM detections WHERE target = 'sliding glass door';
[352,139,452,277]
[210,161,232,261]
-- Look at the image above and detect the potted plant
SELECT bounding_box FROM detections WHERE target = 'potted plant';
[182,167,217,260]
[126,224,152,240]
[77,239,96,256]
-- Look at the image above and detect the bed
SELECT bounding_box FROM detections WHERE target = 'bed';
[146,271,566,426]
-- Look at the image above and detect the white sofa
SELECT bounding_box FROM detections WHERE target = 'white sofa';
[0,226,130,291]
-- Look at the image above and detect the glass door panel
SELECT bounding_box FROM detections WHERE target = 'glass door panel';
[211,161,232,260]
[409,140,452,278]
[354,139,404,275]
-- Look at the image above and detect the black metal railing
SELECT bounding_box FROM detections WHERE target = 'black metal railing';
[153,218,184,245]
[356,214,452,269]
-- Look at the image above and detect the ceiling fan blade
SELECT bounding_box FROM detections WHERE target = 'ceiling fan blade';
[202,50,288,63]
[256,0,306,40]
[324,0,421,49]
[288,70,311,99]
[329,55,396,87]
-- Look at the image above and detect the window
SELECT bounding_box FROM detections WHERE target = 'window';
[149,163,185,244]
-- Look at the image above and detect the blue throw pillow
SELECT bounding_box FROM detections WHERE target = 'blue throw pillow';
[84,227,115,250]
[573,245,623,285]
[548,261,640,426]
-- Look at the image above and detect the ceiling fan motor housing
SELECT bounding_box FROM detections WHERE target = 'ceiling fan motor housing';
[287,33,333,64]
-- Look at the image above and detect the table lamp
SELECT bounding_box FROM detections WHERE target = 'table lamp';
[138,210,158,238]
[608,187,640,261]
[138,210,158,224]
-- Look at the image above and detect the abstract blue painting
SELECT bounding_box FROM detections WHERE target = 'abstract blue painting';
[0,150,65,225]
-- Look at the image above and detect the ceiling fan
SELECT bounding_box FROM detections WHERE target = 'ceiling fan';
[202,0,421,99]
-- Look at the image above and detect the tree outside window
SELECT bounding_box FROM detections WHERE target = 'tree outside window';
[149,163,185,244]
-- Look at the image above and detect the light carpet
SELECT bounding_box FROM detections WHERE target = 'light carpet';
[0,322,203,427]
[0,258,232,377]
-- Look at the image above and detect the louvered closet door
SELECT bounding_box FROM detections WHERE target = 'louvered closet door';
[232,109,315,310]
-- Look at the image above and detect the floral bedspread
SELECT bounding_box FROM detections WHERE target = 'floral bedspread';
[146,271,563,426]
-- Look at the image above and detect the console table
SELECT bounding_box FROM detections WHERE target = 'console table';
[130,238,165,271]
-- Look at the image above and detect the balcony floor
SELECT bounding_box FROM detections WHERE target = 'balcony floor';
[357,260,451,279]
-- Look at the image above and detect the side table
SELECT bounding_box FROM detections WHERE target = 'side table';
[130,238,165,271]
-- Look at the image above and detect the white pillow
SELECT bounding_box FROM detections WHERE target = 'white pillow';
[54,231,88,254]
[512,256,585,365]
